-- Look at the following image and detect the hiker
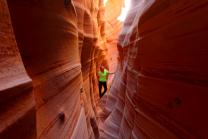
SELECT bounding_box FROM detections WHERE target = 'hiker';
[98,66,114,98]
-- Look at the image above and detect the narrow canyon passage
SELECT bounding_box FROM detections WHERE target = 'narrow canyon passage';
[1,0,208,139]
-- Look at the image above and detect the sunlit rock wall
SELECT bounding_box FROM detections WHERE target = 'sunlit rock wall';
[6,0,107,138]
[0,0,36,138]
[7,0,84,138]
[101,0,208,139]
[96,0,123,126]
[104,0,123,83]
[73,0,108,138]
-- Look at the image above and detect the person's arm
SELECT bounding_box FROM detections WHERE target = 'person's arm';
[105,69,115,75]
[108,72,115,74]
[107,71,114,81]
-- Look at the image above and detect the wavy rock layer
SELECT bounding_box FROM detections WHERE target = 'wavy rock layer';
[101,0,208,139]
[3,0,108,138]
[7,1,84,138]
[0,0,35,138]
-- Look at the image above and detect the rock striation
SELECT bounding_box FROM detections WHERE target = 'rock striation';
[1,0,108,138]
[0,0,35,138]
[101,0,208,139]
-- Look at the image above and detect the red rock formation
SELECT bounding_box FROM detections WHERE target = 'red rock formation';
[6,0,85,138]
[104,0,123,83]
[0,0,36,138]
[101,0,208,139]
[73,0,108,138]
[4,0,108,138]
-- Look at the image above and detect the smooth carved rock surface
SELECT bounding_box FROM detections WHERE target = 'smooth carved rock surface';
[104,0,122,83]
[73,0,108,138]
[0,0,36,138]
[101,0,208,139]
[7,1,83,138]
[5,0,108,138]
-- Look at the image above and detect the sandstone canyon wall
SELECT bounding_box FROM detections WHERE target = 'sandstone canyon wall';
[101,0,208,139]
[104,0,123,83]
[1,0,109,138]
[0,0,36,138]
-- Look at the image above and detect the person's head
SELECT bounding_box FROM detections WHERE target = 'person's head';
[100,65,104,71]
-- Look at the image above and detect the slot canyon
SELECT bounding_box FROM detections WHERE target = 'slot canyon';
[0,0,208,139]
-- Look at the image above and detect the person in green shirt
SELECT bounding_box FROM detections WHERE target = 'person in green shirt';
[98,65,114,98]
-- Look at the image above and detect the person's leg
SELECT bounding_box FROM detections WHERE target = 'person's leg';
[101,82,107,97]
[99,81,102,98]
